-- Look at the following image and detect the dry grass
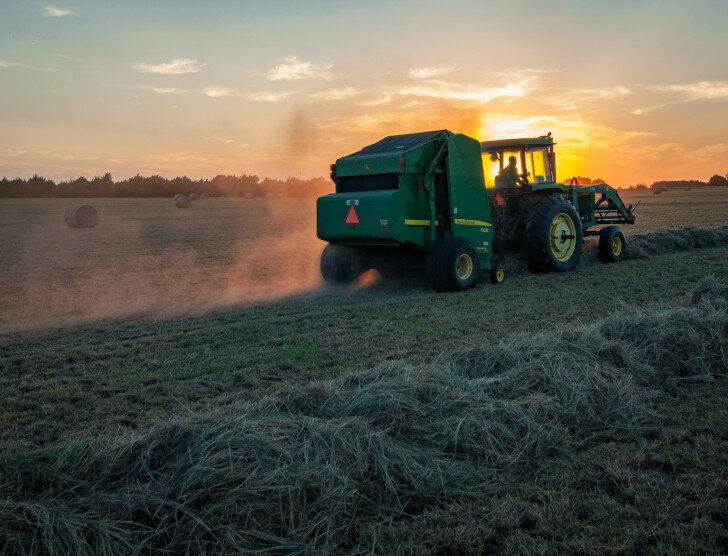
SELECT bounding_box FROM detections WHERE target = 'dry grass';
[1,277,726,553]
[625,226,728,259]
[1,189,727,332]
[0,197,323,333]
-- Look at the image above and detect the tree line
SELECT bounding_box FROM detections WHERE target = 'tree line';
[2,172,727,198]
[625,174,728,190]
[0,173,334,198]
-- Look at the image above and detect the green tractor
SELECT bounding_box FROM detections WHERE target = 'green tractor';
[316,130,635,292]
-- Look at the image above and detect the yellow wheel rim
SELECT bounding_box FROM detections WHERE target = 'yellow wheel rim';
[456,254,473,280]
[549,212,577,262]
[496,268,505,282]
[612,236,622,256]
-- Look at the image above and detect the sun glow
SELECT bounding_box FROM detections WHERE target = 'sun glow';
[477,115,592,183]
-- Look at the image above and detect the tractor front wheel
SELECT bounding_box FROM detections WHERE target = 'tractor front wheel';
[525,195,583,272]
[598,226,625,263]
[427,236,480,292]
[320,244,360,285]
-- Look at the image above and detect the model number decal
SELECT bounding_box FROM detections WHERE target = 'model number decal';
[454,218,491,227]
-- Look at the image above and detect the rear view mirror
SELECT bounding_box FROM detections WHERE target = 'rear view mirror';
[489,153,499,162]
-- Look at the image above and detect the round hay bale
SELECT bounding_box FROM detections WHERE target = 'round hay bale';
[189,193,200,200]
[65,204,98,228]
[174,193,185,199]
[174,195,191,209]
[200,193,209,199]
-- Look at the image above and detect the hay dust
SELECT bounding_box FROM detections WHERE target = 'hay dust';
[0,198,326,333]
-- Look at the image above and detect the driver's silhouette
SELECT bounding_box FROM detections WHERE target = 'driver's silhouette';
[495,156,521,188]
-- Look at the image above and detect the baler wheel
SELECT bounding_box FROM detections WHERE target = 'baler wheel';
[490,264,505,284]
[320,244,360,285]
[426,236,480,292]
[598,226,626,263]
[525,195,583,272]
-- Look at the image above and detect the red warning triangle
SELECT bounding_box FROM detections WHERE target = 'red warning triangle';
[345,205,360,225]
[495,192,506,206]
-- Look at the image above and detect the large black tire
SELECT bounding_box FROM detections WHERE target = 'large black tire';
[320,244,360,285]
[426,236,480,292]
[598,226,625,263]
[525,195,583,273]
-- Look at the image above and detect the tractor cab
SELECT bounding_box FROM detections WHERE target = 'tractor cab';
[480,134,556,189]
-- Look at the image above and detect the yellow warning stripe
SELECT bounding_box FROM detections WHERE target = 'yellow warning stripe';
[405,219,440,226]
[455,218,491,227]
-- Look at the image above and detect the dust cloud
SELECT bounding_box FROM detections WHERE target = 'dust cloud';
[0,198,326,334]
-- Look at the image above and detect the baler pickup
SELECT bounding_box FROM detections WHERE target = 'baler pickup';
[566,183,636,233]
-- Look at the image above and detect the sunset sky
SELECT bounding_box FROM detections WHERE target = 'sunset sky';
[1,0,727,186]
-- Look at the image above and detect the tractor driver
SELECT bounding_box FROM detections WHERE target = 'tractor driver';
[496,156,522,188]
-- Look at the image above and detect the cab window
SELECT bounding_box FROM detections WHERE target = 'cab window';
[525,148,549,183]
[482,149,524,187]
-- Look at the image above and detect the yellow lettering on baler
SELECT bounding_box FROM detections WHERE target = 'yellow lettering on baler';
[454,218,491,227]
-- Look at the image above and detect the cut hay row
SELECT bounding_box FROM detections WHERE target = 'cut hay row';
[1,277,727,553]
[500,226,728,275]
[624,225,728,259]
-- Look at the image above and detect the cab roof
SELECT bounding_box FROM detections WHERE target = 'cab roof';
[480,135,554,152]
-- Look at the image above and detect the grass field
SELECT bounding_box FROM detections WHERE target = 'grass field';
[1,189,727,333]
[0,197,322,333]
[1,188,728,552]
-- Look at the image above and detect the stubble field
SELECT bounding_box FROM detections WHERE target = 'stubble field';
[1,188,727,552]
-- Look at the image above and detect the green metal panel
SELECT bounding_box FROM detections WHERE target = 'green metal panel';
[335,154,399,177]
[530,183,566,193]
[316,189,405,244]
[445,134,493,269]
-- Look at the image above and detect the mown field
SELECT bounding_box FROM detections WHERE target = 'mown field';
[1,188,728,552]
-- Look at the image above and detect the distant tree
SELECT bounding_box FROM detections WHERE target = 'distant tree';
[708,174,728,187]
[90,173,113,196]
[634,183,648,190]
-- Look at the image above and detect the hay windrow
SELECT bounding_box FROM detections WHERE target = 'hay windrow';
[1,277,727,553]
[624,226,728,259]
[500,226,728,275]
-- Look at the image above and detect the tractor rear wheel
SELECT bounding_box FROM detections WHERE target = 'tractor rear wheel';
[427,236,480,292]
[320,244,360,285]
[525,195,583,272]
[598,226,625,263]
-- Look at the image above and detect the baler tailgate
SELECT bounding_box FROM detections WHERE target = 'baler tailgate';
[446,134,494,255]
